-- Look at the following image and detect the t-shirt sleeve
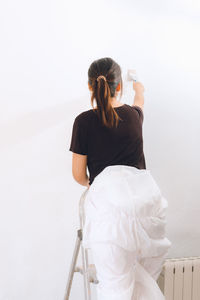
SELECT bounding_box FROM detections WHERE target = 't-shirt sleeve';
[132,105,144,123]
[69,116,88,155]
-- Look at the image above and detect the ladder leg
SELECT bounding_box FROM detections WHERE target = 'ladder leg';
[79,189,92,300]
[85,247,92,298]
[81,245,92,300]
[63,229,82,300]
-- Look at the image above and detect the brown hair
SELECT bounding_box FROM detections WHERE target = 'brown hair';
[88,57,123,128]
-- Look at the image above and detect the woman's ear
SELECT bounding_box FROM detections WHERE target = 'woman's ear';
[88,82,93,91]
[116,83,120,92]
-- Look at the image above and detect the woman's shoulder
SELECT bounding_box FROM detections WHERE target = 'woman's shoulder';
[74,108,95,125]
[125,104,144,122]
[125,103,143,112]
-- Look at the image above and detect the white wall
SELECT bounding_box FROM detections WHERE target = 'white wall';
[0,0,200,299]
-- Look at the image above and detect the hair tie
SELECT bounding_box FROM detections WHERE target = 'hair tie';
[97,75,107,82]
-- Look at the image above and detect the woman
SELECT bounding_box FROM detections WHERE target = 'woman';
[69,57,171,300]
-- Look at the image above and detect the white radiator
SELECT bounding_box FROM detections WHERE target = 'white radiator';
[157,256,200,300]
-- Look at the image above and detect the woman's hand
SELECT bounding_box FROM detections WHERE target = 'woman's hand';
[133,81,145,94]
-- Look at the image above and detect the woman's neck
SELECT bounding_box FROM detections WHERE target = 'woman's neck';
[93,98,123,109]
[110,97,123,107]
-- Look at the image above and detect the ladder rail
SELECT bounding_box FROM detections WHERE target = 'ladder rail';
[79,188,91,300]
[64,188,93,300]
[64,229,82,300]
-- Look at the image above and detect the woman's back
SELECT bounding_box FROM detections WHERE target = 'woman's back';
[69,103,146,185]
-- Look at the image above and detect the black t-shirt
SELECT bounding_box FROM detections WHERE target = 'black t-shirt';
[69,104,146,185]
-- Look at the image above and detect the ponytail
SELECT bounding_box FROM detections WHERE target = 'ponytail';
[88,57,123,128]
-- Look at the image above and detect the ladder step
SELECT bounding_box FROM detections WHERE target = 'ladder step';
[74,266,83,274]
[88,264,99,284]
[74,264,99,284]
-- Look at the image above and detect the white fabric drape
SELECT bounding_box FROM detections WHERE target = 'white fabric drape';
[82,165,172,300]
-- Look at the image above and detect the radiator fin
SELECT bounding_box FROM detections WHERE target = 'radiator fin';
[157,256,200,300]
[192,259,200,300]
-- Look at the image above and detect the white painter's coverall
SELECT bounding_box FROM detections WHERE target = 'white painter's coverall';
[82,165,172,300]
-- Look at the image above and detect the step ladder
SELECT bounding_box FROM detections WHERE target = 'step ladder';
[64,188,99,300]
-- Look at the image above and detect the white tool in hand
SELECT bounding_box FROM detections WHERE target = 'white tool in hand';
[126,69,138,82]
